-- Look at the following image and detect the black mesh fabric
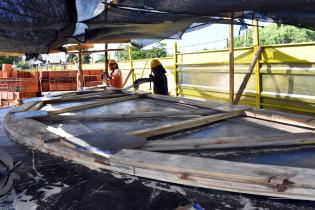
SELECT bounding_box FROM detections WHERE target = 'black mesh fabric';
[0,0,76,56]
[0,0,315,55]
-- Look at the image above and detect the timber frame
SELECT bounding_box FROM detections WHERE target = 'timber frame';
[5,88,315,201]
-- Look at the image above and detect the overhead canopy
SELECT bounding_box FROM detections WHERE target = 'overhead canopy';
[0,0,314,56]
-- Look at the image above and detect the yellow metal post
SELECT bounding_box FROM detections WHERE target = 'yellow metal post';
[229,13,235,104]
[129,48,135,82]
[253,19,261,108]
[173,42,178,96]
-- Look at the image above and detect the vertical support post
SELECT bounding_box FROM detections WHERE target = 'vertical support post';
[173,42,178,96]
[253,19,261,108]
[104,43,109,79]
[129,48,135,82]
[78,50,83,89]
[229,12,235,104]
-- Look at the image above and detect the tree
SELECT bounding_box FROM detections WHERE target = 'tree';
[234,24,315,47]
[82,53,91,64]
[95,54,105,63]
[0,56,22,69]
[66,54,78,63]
[115,42,168,61]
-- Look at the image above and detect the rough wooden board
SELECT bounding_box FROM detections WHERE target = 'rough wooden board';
[244,109,315,130]
[38,110,214,122]
[109,149,315,200]
[45,93,128,104]
[230,117,314,134]
[48,95,140,115]
[4,115,60,147]
[9,101,38,113]
[29,101,45,111]
[44,141,110,166]
[146,94,251,112]
[128,111,241,138]
[140,133,315,151]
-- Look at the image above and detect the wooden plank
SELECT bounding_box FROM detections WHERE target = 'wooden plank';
[128,111,241,138]
[48,95,140,115]
[9,101,38,113]
[233,46,263,105]
[29,101,44,111]
[146,94,251,112]
[140,133,315,151]
[109,149,315,201]
[37,110,214,122]
[229,12,235,104]
[45,93,127,104]
[123,69,134,87]
[244,109,315,130]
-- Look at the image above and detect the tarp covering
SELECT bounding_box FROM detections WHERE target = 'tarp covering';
[0,0,315,56]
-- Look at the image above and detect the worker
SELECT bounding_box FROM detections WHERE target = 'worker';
[106,59,123,88]
[134,59,169,95]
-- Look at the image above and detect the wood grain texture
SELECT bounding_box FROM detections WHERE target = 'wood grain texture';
[128,111,241,138]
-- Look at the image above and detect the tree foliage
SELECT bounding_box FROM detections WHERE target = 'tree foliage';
[235,24,315,47]
[0,56,21,69]
[115,42,168,61]
[66,54,78,63]
[82,54,91,64]
[95,54,105,63]
[66,53,91,64]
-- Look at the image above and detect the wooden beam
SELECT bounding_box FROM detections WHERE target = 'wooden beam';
[44,93,127,104]
[244,109,315,130]
[65,44,94,52]
[67,49,124,55]
[146,94,251,112]
[123,69,134,87]
[229,12,235,104]
[128,111,241,138]
[78,50,83,89]
[109,149,315,201]
[36,110,214,122]
[140,132,315,151]
[233,46,263,105]
[48,95,140,115]
[0,52,24,56]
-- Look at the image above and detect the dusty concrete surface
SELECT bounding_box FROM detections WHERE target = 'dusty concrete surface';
[1,106,315,209]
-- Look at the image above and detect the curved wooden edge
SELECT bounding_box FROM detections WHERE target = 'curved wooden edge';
[5,93,315,201]
[4,113,110,171]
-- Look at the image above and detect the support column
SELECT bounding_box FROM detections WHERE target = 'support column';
[173,42,178,96]
[78,50,83,89]
[104,43,109,80]
[229,12,235,104]
[129,48,135,82]
[253,19,261,108]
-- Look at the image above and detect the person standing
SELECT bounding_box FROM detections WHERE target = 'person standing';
[134,59,168,95]
[107,59,123,88]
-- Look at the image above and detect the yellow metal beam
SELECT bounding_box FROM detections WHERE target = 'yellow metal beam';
[173,42,178,96]
[253,19,261,109]
[229,12,235,104]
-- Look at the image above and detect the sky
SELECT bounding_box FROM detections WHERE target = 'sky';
[53,21,266,62]
[99,23,245,59]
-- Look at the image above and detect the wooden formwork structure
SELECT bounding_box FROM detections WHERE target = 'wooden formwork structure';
[4,88,315,201]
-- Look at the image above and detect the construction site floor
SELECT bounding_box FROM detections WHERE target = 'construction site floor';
[0,107,315,209]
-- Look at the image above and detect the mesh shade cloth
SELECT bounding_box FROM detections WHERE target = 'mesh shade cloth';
[0,0,315,56]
